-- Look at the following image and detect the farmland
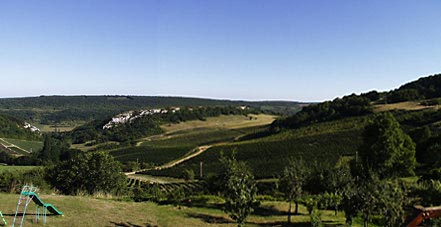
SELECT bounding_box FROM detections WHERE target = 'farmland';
[146,116,370,179]
[108,114,275,165]
[0,138,43,153]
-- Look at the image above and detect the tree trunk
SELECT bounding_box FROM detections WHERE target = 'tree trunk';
[334,205,338,216]
[364,219,368,227]
[294,201,299,214]
[288,200,292,223]
[345,215,352,226]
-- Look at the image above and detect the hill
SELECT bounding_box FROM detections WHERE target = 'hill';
[0,96,306,128]
[0,115,40,141]
[69,106,263,144]
[146,106,441,179]
[386,73,441,103]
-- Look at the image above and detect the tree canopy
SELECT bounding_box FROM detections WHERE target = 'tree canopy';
[359,112,416,178]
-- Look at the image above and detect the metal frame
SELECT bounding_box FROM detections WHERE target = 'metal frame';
[12,185,38,227]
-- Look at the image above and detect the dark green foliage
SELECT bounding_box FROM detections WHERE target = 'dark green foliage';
[46,152,126,195]
[386,89,420,103]
[279,159,308,221]
[359,112,416,178]
[360,90,381,102]
[0,114,40,140]
[386,73,441,103]
[0,95,304,123]
[415,180,441,206]
[220,154,257,227]
[378,181,408,227]
[182,169,195,181]
[0,168,49,193]
[274,94,372,129]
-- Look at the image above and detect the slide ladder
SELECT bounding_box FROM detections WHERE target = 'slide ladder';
[12,185,63,227]
[0,211,7,226]
[12,185,37,227]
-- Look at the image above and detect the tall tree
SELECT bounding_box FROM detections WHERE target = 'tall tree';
[220,154,257,227]
[279,158,308,222]
[359,112,416,178]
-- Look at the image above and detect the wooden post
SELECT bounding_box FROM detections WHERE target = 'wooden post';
[200,161,203,178]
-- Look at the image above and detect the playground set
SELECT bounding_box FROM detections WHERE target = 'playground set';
[0,185,62,227]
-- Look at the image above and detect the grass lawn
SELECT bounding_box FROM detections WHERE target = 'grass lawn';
[0,193,370,227]
[0,166,37,173]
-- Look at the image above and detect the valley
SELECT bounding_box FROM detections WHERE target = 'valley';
[1,74,441,226]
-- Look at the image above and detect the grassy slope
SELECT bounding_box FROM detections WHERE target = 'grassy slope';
[109,114,275,164]
[147,116,370,179]
[147,101,441,179]
[374,100,440,112]
[0,193,365,227]
[161,114,276,133]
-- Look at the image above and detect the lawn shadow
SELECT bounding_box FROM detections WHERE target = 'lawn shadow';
[253,205,296,216]
[109,221,158,227]
[182,200,223,210]
[252,220,343,227]
[186,212,232,224]
[2,212,57,217]
[252,221,310,227]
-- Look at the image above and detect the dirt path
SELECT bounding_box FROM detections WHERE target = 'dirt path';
[155,145,213,170]
[125,143,219,176]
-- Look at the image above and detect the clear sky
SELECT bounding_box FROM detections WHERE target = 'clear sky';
[1,0,440,101]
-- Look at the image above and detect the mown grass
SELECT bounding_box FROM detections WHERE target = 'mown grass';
[0,165,37,173]
[160,114,276,133]
[0,193,371,227]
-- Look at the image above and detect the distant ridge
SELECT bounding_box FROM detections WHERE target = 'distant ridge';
[0,95,307,124]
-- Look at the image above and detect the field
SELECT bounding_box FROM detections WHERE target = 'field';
[147,116,370,179]
[0,138,43,153]
[111,145,194,164]
[109,114,275,165]
[161,114,276,133]
[0,193,372,227]
[374,100,439,112]
[34,121,85,133]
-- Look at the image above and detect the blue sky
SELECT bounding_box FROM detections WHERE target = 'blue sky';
[0,1,440,101]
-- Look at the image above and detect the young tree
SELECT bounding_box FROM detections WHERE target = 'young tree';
[47,152,126,195]
[220,154,257,227]
[182,168,195,181]
[279,158,308,222]
[356,178,381,227]
[341,180,358,226]
[359,112,416,178]
[378,181,408,227]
